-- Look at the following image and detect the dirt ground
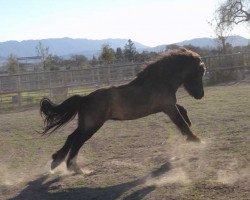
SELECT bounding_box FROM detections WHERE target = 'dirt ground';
[0,81,249,200]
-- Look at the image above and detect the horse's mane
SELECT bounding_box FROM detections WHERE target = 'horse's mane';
[129,48,201,86]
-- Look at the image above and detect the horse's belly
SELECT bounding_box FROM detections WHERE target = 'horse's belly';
[110,103,159,120]
[109,86,171,120]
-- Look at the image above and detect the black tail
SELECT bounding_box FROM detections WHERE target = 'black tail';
[40,95,83,134]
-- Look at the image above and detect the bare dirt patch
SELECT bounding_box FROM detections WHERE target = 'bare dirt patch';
[0,83,249,200]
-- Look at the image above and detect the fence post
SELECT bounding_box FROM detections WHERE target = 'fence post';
[97,66,101,84]
[49,72,52,98]
[17,74,22,107]
[242,53,246,79]
[132,64,136,78]
[104,64,110,85]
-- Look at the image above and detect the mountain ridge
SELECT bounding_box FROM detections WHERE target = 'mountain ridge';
[0,36,249,59]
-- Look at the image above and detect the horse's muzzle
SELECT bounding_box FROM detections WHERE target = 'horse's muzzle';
[195,92,204,99]
[193,90,204,99]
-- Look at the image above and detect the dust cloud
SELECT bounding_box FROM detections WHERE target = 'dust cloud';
[145,167,190,186]
[216,158,250,185]
[142,137,248,188]
[1,137,248,196]
[49,160,94,176]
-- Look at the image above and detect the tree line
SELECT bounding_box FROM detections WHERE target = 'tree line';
[4,39,250,74]
[3,39,158,74]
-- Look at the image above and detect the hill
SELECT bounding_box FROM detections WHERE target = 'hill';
[150,35,250,52]
[177,35,249,47]
[0,36,249,59]
[0,38,149,58]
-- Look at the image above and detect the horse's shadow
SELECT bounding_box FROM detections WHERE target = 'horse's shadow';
[10,162,171,200]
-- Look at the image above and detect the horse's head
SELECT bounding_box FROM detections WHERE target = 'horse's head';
[182,54,205,99]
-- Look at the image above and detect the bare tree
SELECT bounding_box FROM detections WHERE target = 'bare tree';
[217,0,250,27]
[215,20,233,53]
[210,0,249,53]
[209,14,233,53]
[35,41,50,70]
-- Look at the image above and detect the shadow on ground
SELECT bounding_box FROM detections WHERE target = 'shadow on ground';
[9,162,171,200]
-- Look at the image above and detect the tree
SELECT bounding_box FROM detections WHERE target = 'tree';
[134,51,158,62]
[99,44,116,64]
[91,56,99,66]
[211,0,250,53]
[124,39,137,62]
[70,55,88,68]
[115,47,124,62]
[35,41,50,70]
[216,0,250,28]
[46,55,63,71]
[7,54,18,74]
[210,9,233,54]
[214,20,232,53]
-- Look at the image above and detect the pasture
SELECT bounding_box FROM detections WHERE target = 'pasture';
[0,81,249,200]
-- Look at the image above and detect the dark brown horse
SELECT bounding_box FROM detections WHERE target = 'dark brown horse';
[40,48,205,174]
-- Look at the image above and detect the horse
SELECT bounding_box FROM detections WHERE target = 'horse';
[40,48,205,174]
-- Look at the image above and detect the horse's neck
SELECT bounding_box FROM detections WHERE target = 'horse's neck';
[163,74,183,94]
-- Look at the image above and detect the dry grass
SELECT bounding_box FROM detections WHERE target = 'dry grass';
[0,82,249,200]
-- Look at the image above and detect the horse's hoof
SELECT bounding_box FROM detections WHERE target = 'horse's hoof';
[51,160,62,170]
[74,168,84,175]
[67,164,83,175]
[186,135,201,143]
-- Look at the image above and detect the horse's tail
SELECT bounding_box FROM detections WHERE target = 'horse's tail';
[40,95,83,134]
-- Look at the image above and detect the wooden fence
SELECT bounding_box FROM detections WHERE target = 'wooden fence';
[0,63,145,111]
[202,52,250,82]
[0,52,249,111]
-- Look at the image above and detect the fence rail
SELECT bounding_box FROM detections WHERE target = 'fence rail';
[0,63,145,111]
[0,52,250,111]
[0,63,143,94]
[202,52,250,69]
[202,52,250,82]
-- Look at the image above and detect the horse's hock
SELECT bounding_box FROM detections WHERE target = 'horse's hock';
[51,87,68,103]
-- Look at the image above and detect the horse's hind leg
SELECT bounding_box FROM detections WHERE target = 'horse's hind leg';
[66,125,103,174]
[51,129,79,170]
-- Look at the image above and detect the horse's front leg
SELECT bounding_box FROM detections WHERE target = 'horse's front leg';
[164,105,200,142]
[176,104,191,127]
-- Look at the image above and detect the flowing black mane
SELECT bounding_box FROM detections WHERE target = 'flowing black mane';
[130,48,203,86]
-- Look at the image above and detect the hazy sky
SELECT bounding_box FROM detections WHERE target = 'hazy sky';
[0,0,249,46]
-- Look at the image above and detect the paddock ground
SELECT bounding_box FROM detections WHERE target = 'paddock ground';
[0,81,249,200]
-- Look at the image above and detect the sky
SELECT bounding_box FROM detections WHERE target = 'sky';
[0,0,249,47]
